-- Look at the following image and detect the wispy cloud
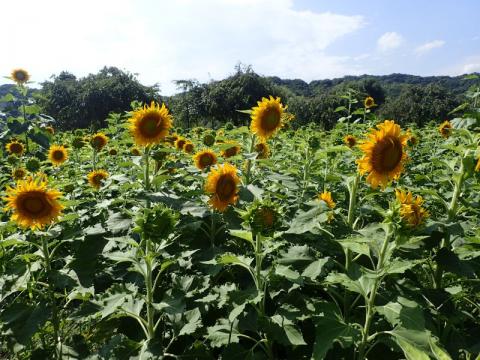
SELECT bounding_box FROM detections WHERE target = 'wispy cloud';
[377,32,404,52]
[0,0,365,94]
[415,40,445,55]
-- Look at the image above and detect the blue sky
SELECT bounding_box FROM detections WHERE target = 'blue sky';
[1,0,479,94]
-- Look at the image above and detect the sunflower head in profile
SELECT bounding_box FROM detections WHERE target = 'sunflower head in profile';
[356,120,409,189]
[255,142,270,159]
[6,141,25,156]
[90,133,109,151]
[243,200,282,236]
[10,68,30,84]
[175,137,187,150]
[183,141,194,154]
[129,101,173,146]
[250,96,285,139]
[87,169,109,190]
[205,163,240,212]
[72,136,85,149]
[344,135,357,148]
[3,177,63,230]
[318,191,336,209]
[395,189,429,228]
[221,141,241,158]
[438,120,452,138]
[45,126,55,135]
[48,145,68,166]
[194,149,217,170]
[364,96,375,109]
[12,168,27,180]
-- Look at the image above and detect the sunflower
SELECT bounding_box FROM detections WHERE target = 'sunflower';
[205,163,240,212]
[129,101,173,146]
[344,135,357,148]
[6,141,24,156]
[12,168,27,180]
[175,138,187,150]
[395,189,429,227]
[438,121,452,138]
[10,68,30,84]
[90,132,109,151]
[131,147,141,156]
[221,142,241,158]
[250,96,285,139]
[194,149,217,170]
[255,142,270,159]
[357,120,409,189]
[3,177,63,230]
[48,145,68,166]
[364,96,375,109]
[406,129,418,146]
[183,142,194,154]
[318,191,335,209]
[45,126,55,135]
[87,170,109,189]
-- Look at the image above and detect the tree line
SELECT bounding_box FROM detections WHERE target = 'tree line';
[34,65,478,130]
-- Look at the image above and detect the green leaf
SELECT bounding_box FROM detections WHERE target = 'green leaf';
[395,337,430,360]
[287,203,329,234]
[275,264,303,285]
[429,338,452,360]
[376,297,425,331]
[302,258,330,280]
[229,230,253,248]
[179,308,202,336]
[106,212,132,234]
[207,319,240,348]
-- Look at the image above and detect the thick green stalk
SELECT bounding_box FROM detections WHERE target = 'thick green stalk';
[144,147,151,208]
[345,174,360,271]
[357,223,393,359]
[145,240,155,339]
[245,134,256,185]
[42,237,61,359]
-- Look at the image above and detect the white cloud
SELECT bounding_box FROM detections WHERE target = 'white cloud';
[377,32,404,52]
[0,0,365,94]
[444,55,480,76]
[462,62,480,73]
[414,40,445,55]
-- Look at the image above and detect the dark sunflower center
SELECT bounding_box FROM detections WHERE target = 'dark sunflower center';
[225,147,237,157]
[53,150,64,160]
[261,108,281,131]
[93,137,105,148]
[22,194,48,215]
[93,175,104,185]
[15,71,26,80]
[216,175,236,201]
[200,154,213,166]
[260,209,275,226]
[10,143,23,153]
[140,114,163,138]
[373,136,403,172]
[176,140,186,149]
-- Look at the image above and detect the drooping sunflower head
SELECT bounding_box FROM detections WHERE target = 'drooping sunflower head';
[6,141,25,156]
[364,96,375,109]
[438,121,452,138]
[129,101,173,146]
[10,68,30,84]
[87,169,109,190]
[12,168,27,180]
[194,149,218,170]
[221,141,241,158]
[318,191,336,209]
[90,132,109,151]
[344,135,357,148]
[250,96,285,139]
[395,189,429,228]
[205,163,240,212]
[183,141,194,154]
[3,177,63,230]
[356,120,409,189]
[175,137,187,150]
[255,142,270,159]
[48,145,68,166]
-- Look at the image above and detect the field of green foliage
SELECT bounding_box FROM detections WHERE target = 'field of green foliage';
[1,70,480,359]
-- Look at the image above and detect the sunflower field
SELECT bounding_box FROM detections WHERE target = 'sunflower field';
[1,71,480,360]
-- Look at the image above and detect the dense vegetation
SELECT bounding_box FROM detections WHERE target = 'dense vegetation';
[30,65,480,131]
[0,71,479,359]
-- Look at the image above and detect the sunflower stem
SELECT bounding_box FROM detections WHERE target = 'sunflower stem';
[357,222,393,359]
[434,158,466,289]
[144,237,155,340]
[346,173,360,271]
[41,236,62,359]
[245,134,256,185]
[144,147,151,208]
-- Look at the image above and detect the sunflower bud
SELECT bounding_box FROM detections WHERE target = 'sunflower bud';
[224,122,234,131]
[243,200,281,236]
[203,133,216,147]
[7,155,19,165]
[25,157,41,172]
[72,137,85,149]
[63,183,75,193]
[134,204,178,243]
[308,136,321,150]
